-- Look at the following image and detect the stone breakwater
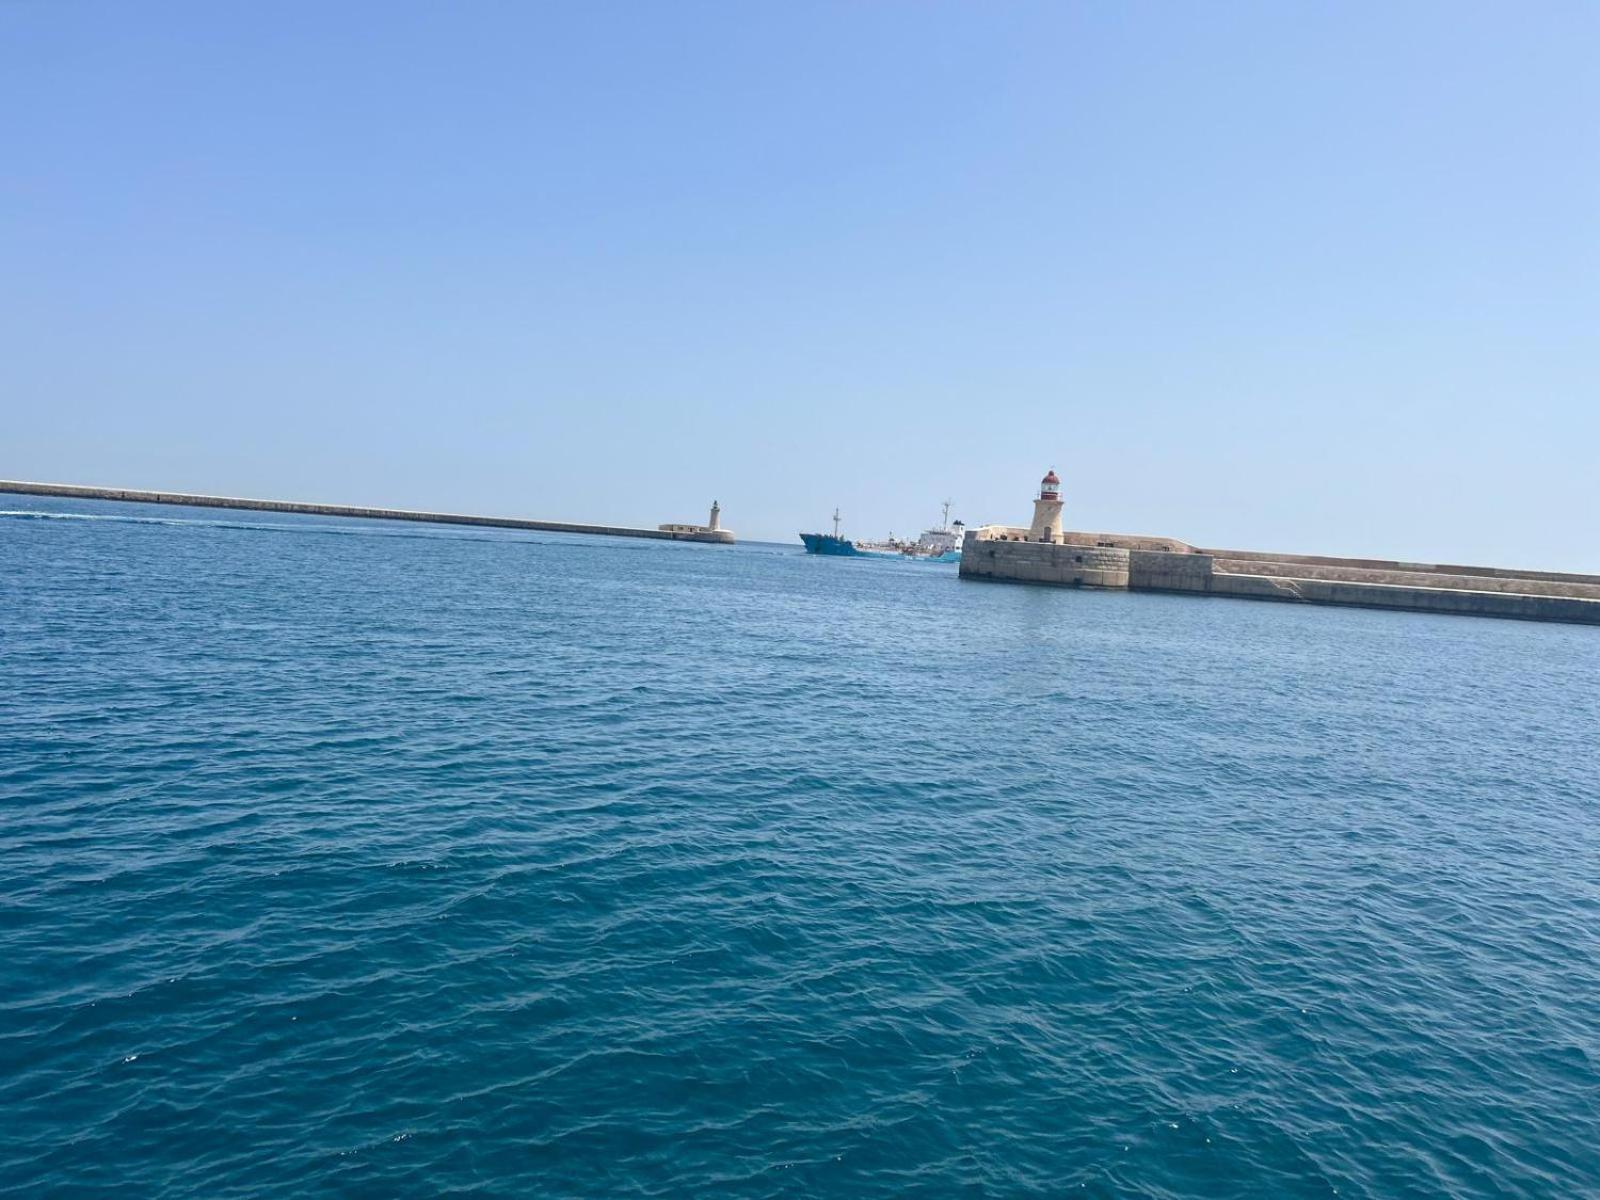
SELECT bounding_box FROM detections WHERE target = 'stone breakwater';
[959,527,1600,626]
[0,480,736,544]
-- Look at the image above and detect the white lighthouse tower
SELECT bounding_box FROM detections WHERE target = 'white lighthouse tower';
[1027,468,1064,543]
[657,499,735,542]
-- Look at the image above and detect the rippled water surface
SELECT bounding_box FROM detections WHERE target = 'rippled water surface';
[3,498,1598,1198]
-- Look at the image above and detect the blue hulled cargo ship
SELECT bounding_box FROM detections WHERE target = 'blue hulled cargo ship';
[798,531,901,559]
[799,506,963,563]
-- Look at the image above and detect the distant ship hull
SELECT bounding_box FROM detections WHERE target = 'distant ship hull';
[798,532,959,562]
[798,532,900,559]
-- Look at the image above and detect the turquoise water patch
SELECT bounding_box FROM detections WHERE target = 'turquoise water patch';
[2,498,1597,1198]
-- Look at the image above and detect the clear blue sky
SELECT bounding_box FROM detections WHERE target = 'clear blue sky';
[3,2,1596,566]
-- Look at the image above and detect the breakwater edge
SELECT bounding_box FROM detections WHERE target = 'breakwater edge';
[0,479,735,544]
[961,469,1600,626]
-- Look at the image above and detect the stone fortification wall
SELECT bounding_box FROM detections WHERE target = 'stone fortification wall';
[960,533,1130,588]
[1203,546,1600,588]
[1065,532,1197,553]
[1206,571,1600,624]
[970,526,1196,554]
[1128,550,1214,592]
[1211,557,1600,601]
[961,526,1600,626]
[970,525,1031,541]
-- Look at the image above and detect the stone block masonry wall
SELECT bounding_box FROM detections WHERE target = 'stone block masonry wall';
[960,534,1130,588]
[1066,533,1198,553]
[1207,572,1600,625]
[1211,558,1600,602]
[969,527,1197,553]
[961,526,1600,626]
[1128,550,1213,593]
[1205,546,1600,588]
[1125,546,1600,624]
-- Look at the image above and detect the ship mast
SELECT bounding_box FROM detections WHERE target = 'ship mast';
[832,508,841,539]
[941,499,952,530]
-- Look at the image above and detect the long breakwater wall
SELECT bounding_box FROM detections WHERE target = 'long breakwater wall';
[0,480,736,544]
[959,528,1600,626]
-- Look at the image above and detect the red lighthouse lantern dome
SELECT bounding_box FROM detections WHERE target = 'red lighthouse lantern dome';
[1039,469,1061,500]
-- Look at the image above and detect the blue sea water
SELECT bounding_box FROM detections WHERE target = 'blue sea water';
[2,498,1598,1199]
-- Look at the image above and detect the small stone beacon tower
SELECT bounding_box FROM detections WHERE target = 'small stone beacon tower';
[657,499,735,543]
[1028,468,1064,544]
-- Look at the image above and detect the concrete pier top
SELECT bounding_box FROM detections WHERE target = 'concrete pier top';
[0,480,736,545]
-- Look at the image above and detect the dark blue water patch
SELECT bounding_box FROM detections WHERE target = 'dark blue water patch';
[2,497,1598,1198]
